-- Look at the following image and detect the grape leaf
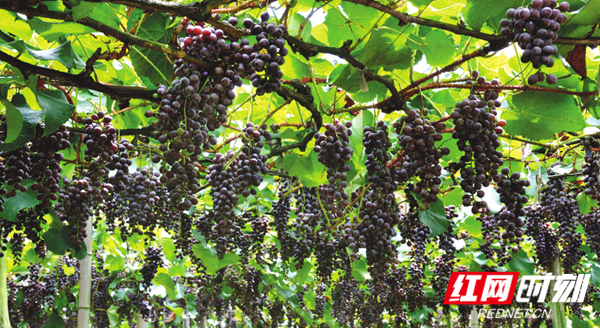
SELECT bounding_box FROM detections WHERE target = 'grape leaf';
[153,273,178,300]
[508,249,535,275]
[33,88,76,136]
[284,149,327,188]
[462,0,526,32]
[0,94,43,151]
[43,313,65,328]
[503,92,585,141]
[72,2,120,29]
[351,259,371,282]
[355,18,415,71]
[410,306,434,324]
[407,29,455,67]
[28,40,85,71]
[569,0,600,25]
[106,305,120,328]
[323,3,378,47]
[28,18,96,42]
[577,192,598,215]
[418,198,450,238]
[130,13,174,84]
[0,180,41,222]
[45,224,87,260]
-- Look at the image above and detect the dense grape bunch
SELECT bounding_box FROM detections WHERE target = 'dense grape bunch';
[524,169,562,268]
[314,119,353,217]
[353,122,402,275]
[237,12,289,95]
[525,167,584,272]
[2,145,32,198]
[451,89,504,214]
[271,193,293,261]
[29,124,71,206]
[140,246,164,289]
[500,0,570,85]
[152,70,216,159]
[82,112,134,196]
[291,187,324,266]
[583,152,600,199]
[207,150,240,217]
[477,168,529,245]
[102,167,179,240]
[496,168,530,215]
[581,210,600,259]
[393,109,448,209]
[55,177,96,251]
[7,263,58,327]
[236,123,271,197]
[477,174,528,262]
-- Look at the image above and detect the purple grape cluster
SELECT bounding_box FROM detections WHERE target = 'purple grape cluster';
[500,0,570,85]
[451,91,504,214]
[394,109,448,209]
[354,122,402,275]
[314,119,353,217]
[237,123,271,197]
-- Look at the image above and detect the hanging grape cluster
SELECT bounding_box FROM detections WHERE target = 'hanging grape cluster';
[451,79,504,214]
[355,121,402,275]
[500,0,570,85]
[102,167,179,240]
[314,119,353,219]
[394,109,448,209]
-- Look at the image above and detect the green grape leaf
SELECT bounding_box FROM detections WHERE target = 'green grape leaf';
[26,40,86,71]
[45,224,87,260]
[288,13,314,43]
[33,88,76,136]
[355,18,415,71]
[0,181,41,222]
[216,253,242,271]
[577,192,598,215]
[192,242,219,274]
[410,306,434,324]
[503,92,585,141]
[73,2,121,29]
[418,198,450,238]
[28,18,96,41]
[407,29,455,67]
[0,11,33,41]
[106,305,120,327]
[462,0,525,32]
[153,273,178,300]
[130,13,174,84]
[349,110,374,173]
[351,258,371,282]
[591,264,600,287]
[284,149,327,188]
[323,3,379,47]
[572,315,592,328]
[458,216,483,239]
[0,94,43,151]
[294,259,313,286]
[508,249,535,275]
[160,237,177,263]
[44,313,65,328]
[280,51,312,80]
[569,0,600,25]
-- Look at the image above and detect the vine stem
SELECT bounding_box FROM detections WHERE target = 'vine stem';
[401,82,598,99]
[315,187,332,230]
[0,241,10,328]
